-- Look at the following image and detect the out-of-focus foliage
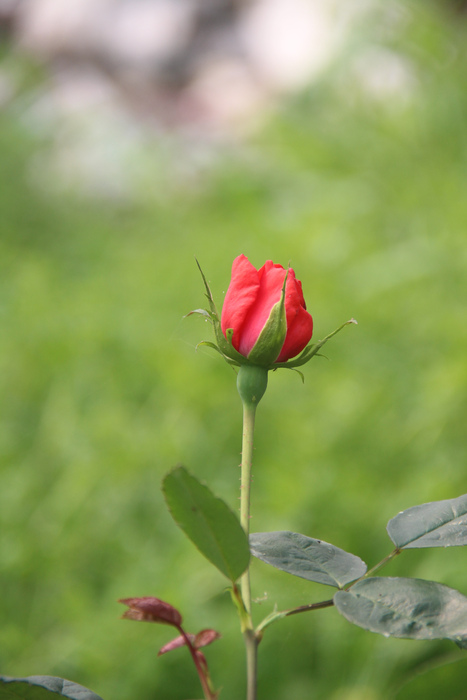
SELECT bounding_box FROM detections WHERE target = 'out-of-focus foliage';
[1,1,467,699]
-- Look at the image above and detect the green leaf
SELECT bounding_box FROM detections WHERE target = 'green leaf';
[387,493,467,549]
[162,466,250,582]
[250,531,367,588]
[0,676,104,700]
[334,577,467,645]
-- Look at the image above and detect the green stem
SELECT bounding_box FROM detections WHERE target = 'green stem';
[240,400,259,700]
[235,364,268,700]
[244,628,258,700]
[240,400,256,615]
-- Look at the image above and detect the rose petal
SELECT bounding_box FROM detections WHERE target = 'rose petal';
[276,304,313,362]
[276,272,313,362]
[220,255,313,364]
[221,255,260,351]
[238,262,286,358]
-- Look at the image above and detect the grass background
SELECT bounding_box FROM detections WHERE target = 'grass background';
[1,1,467,698]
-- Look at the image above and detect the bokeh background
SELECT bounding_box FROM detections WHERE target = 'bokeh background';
[1,0,467,698]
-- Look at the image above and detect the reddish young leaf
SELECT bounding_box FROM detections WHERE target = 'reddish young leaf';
[158,629,221,656]
[119,597,182,627]
[158,633,195,656]
[194,629,221,649]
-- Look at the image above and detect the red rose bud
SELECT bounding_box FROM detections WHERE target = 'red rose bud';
[119,597,182,627]
[221,255,313,366]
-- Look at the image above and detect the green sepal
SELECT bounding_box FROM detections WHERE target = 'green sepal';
[223,328,246,365]
[274,319,358,370]
[195,341,236,365]
[247,273,288,366]
[185,308,215,321]
[189,260,253,367]
[196,340,223,354]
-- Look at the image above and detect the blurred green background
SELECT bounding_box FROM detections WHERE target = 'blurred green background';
[1,1,467,699]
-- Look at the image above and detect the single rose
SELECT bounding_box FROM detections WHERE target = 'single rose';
[221,255,313,366]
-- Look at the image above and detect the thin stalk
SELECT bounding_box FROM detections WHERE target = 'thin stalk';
[256,599,334,635]
[363,548,401,579]
[179,628,217,700]
[239,400,259,700]
[285,599,335,617]
[346,548,402,589]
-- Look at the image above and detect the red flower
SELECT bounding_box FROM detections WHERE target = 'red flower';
[221,255,313,365]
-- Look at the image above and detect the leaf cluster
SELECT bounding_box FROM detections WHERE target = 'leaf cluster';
[163,469,467,649]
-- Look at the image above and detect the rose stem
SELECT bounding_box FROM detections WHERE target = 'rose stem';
[240,399,259,700]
